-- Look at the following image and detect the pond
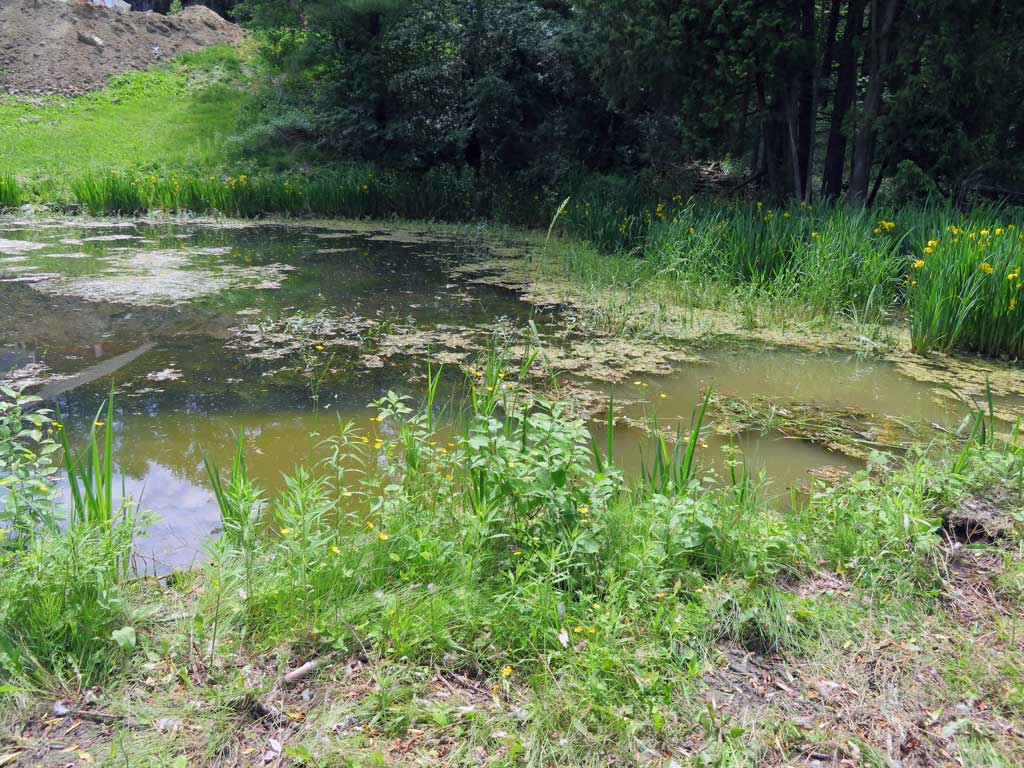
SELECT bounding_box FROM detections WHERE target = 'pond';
[2,218,1020,569]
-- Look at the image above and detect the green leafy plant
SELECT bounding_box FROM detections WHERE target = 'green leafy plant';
[0,387,60,533]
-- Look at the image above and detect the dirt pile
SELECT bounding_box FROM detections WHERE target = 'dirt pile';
[0,0,245,95]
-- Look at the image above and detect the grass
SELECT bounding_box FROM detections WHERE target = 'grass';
[1,391,137,690]
[0,173,21,210]
[66,167,487,219]
[907,221,1024,357]
[0,45,252,186]
[2,353,1023,765]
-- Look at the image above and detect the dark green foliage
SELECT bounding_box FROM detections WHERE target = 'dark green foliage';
[236,0,619,184]
[233,0,1023,203]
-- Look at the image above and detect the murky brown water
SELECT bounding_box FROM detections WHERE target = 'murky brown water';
[2,218,1020,568]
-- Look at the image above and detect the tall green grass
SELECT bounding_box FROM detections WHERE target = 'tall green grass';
[559,194,1024,356]
[0,173,21,210]
[68,167,489,219]
[1,390,136,689]
[906,221,1024,356]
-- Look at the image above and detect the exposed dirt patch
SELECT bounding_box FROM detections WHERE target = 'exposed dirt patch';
[0,0,244,96]
[943,489,1021,544]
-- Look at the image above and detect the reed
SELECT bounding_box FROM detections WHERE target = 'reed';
[906,221,1023,356]
[0,172,23,210]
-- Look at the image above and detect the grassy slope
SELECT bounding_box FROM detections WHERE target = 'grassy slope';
[0,45,252,183]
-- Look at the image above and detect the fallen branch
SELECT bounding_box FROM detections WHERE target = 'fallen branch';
[283,658,322,686]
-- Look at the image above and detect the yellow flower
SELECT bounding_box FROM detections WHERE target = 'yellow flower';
[500,665,513,678]
[378,531,390,541]
[1010,298,1018,311]
[573,625,584,634]
[1008,271,1020,281]
[373,440,383,449]
[578,504,590,515]
[659,393,667,399]
[927,240,938,248]
[924,247,934,255]
[981,229,990,237]
[980,262,994,274]
[331,545,341,555]
[37,485,49,493]
[512,550,522,556]
[810,231,820,239]
[995,228,1005,236]
[912,260,926,269]
[783,212,791,218]
[280,528,292,536]
[315,344,324,351]
[366,519,375,528]
[94,421,105,427]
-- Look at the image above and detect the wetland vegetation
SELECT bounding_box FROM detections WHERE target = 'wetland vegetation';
[2,2,1024,767]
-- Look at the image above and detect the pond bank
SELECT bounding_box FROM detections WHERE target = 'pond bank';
[2,214,1024,768]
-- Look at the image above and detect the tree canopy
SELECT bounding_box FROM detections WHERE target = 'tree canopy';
[234,0,1024,203]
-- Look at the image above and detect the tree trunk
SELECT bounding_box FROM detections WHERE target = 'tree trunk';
[463,0,485,172]
[821,0,865,198]
[849,0,900,201]
[796,0,816,200]
[810,0,841,199]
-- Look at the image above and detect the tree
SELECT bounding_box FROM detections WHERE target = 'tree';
[236,0,1023,202]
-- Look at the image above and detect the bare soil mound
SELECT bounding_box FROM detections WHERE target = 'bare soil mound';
[0,0,245,95]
